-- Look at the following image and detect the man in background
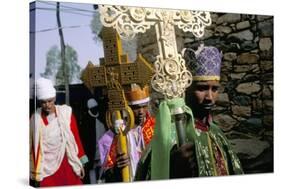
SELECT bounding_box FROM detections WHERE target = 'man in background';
[98,84,155,182]
[86,98,106,184]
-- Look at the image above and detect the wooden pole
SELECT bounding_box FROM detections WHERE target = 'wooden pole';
[56,2,69,105]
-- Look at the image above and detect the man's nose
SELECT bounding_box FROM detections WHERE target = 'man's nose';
[139,107,145,114]
[205,89,214,101]
[46,101,54,108]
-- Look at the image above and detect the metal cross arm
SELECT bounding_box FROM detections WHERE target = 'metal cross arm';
[98,5,211,98]
[81,27,153,110]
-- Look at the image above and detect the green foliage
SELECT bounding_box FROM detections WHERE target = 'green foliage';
[41,45,60,79]
[90,11,103,42]
[41,45,81,85]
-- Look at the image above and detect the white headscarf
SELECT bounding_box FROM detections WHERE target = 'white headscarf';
[87,98,98,109]
[36,77,56,100]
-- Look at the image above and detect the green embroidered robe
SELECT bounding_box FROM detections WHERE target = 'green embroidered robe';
[135,108,243,180]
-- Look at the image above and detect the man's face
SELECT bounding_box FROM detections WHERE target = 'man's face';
[39,97,56,115]
[131,103,148,126]
[187,80,220,116]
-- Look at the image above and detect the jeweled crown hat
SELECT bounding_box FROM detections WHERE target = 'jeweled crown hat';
[126,84,150,106]
[185,44,222,81]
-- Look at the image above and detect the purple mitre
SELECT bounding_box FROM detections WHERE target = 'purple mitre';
[187,44,222,81]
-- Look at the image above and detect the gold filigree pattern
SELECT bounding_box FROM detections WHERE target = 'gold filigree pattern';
[151,54,192,98]
[99,6,153,39]
[99,5,211,39]
[99,5,211,98]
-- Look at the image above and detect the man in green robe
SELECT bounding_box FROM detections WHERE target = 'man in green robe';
[135,44,243,180]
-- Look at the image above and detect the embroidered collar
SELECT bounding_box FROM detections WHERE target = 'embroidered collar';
[195,115,213,132]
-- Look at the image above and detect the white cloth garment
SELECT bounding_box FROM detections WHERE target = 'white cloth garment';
[127,125,145,179]
[30,105,83,181]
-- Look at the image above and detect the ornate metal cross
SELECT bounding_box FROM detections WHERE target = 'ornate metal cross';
[99,5,211,99]
[82,26,153,112]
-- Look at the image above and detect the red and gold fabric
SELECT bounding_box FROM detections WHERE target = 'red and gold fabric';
[142,114,155,146]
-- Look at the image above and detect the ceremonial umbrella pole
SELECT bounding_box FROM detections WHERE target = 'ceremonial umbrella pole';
[81,26,153,182]
[98,5,211,179]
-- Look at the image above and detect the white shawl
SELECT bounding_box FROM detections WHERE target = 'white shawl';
[30,105,83,181]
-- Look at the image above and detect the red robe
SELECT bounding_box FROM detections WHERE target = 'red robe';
[32,112,87,187]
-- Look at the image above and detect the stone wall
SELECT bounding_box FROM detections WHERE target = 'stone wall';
[137,12,273,174]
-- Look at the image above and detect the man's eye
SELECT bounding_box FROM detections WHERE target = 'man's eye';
[212,86,219,92]
[196,85,208,91]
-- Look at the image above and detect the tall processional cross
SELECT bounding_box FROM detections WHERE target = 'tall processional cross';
[81,26,153,181]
